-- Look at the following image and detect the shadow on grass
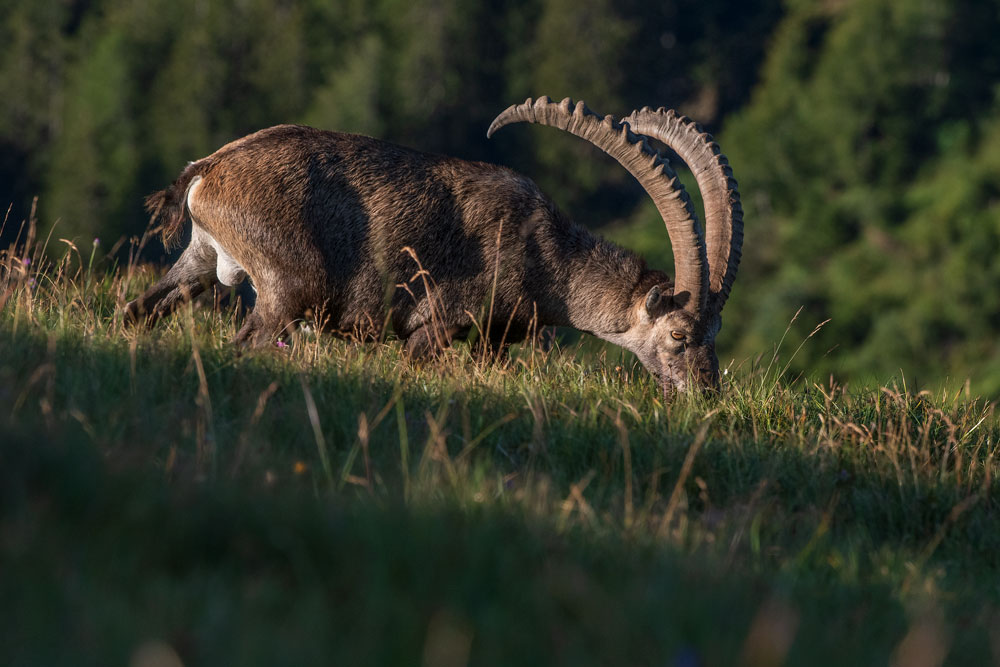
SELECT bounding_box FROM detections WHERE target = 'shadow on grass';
[2,322,999,664]
[1,424,913,667]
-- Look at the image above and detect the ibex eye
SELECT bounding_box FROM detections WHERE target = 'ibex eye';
[670,331,685,341]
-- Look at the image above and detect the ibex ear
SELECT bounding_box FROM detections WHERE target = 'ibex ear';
[644,285,670,317]
[671,290,690,309]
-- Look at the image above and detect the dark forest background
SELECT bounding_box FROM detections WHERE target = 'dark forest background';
[3,0,1000,394]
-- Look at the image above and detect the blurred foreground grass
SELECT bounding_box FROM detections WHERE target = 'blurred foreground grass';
[1,233,999,666]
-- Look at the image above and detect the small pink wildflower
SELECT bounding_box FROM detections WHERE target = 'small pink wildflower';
[21,257,30,266]
[276,340,288,349]
[93,237,100,246]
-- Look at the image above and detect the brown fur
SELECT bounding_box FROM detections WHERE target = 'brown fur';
[128,125,663,346]
[125,124,725,391]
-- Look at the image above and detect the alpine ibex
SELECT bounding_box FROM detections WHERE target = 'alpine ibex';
[125,97,742,392]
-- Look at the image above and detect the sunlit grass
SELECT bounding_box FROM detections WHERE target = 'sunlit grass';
[2,223,999,665]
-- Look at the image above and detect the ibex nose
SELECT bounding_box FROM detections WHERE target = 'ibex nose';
[690,349,720,393]
[702,358,722,392]
[702,368,721,393]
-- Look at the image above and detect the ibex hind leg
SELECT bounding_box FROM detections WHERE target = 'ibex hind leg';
[124,240,218,327]
[234,291,298,349]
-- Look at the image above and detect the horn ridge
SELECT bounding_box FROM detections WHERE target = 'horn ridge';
[623,107,743,317]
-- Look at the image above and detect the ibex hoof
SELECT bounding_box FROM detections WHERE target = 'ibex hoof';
[123,300,151,327]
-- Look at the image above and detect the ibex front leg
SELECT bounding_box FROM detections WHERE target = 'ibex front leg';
[404,323,467,359]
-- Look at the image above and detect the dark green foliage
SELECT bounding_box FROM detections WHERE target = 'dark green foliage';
[0,0,781,238]
[721,0,1000,393]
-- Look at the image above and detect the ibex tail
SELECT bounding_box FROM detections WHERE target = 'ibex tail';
[145,159,213,249]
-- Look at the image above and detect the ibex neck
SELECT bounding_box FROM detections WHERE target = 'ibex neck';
[557,238,658,338]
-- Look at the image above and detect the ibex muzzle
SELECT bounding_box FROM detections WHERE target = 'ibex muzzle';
[125,97,742,394]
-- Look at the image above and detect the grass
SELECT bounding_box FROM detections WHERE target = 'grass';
[2,227,999,666]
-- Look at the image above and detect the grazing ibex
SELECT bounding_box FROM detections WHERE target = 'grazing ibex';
[126,97,742,392]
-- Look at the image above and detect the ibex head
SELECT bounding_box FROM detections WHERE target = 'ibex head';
[618,286,721,392]
[489,98,743,394]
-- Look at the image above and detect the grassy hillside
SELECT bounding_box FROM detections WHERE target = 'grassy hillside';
[2,236,998,666]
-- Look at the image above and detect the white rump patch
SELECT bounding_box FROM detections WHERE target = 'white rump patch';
[188,177,248,287]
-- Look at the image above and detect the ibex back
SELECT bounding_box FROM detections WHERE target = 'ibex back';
[126,97,743,393]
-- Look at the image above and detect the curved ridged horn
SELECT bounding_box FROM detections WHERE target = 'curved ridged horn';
[622,107,743,318]
[488,97,708,316]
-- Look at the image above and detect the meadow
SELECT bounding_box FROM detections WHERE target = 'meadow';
[2,227,998,666]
